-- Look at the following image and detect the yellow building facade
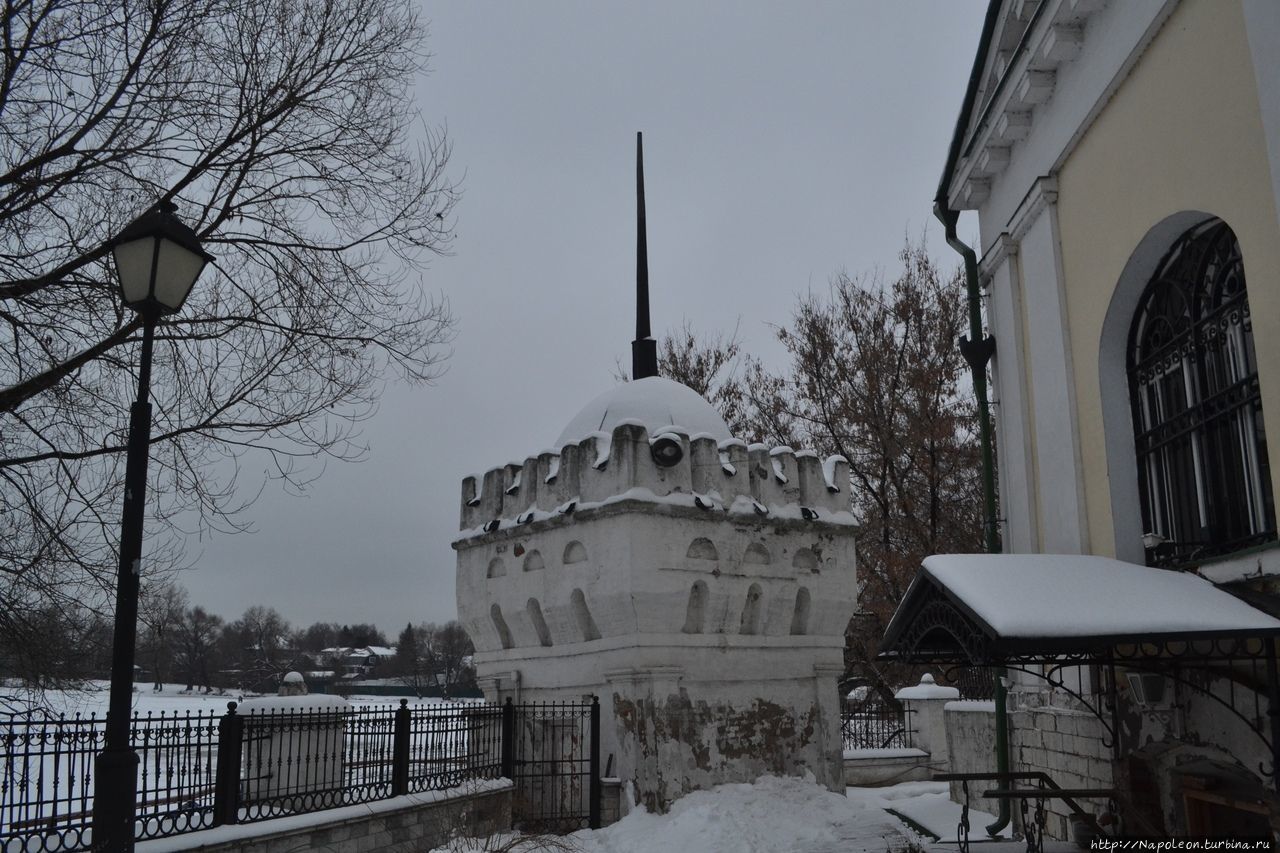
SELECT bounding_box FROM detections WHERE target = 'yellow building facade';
[933,0,1280,839]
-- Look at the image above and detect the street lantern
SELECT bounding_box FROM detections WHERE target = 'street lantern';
[93,201,211,853]
[111,201,212,317]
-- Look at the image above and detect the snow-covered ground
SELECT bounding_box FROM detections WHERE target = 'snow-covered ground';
[567,776,919,853]
[430,776,1050,853]
[9,681,460,716]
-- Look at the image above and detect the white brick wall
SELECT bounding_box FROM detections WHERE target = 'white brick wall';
[1010,706,1114,840]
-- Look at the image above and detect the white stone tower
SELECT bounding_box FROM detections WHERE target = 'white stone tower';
[452,135,857,811]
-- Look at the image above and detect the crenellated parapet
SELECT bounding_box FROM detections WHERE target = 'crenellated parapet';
[458,420,851,537]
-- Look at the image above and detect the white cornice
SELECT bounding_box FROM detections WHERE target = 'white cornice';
[979,233,1021,280]
[1008,175,1059,241]
[949,0,1106,210]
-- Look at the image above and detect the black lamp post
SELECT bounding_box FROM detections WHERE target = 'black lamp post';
[92,202,212,853]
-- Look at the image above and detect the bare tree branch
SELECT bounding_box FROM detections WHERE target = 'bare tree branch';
[0,0,457,684]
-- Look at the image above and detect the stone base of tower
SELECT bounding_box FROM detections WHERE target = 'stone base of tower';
[608,664,846,812]
[474,642,846,813]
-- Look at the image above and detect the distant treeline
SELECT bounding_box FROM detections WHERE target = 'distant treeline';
[2,578,476,697]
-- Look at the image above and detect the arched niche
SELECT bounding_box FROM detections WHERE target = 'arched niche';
[739,583,763,635]
[792,548,818,572]
[487,557,506,579]
[682,581,708,634]
[563,541,588,565]
[490,604,513,650]
[790,587,811,635]
[686,538,719,560]
[570,588,601,641]
[526,598,552,646]
[523,550,545,572]
[743,543,771,566]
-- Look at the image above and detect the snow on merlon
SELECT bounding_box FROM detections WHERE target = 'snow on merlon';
[458,378,852,537]
[921,554,1280,638]
[555,377,733,448]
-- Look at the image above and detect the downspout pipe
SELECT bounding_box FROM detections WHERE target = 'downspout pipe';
[935,199,1010,838]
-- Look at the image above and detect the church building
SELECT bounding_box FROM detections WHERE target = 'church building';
[883,0,1280,841]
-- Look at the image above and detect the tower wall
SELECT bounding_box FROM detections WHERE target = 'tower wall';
[453,420,857,809]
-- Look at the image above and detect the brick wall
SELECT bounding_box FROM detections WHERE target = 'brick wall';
[1009,706,1114,840]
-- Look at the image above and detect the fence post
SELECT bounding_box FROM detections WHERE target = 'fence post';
[392,699,410,796]
[500,697,515,780]
[212,702,243,826]
[589,695,601,829]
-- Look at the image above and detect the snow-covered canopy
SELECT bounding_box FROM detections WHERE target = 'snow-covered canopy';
[881,553,1280,662]
[555,376,733,448]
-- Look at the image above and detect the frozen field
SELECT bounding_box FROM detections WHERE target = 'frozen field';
[5,681,466,718]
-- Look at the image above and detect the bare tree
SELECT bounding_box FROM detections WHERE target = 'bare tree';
[435,621,474,695]
[174,606,224,693]
[138,579,189,690]
[295,621,342,654]
[658,240,984,698]
[225,605,292,691]
[0,0,458,682]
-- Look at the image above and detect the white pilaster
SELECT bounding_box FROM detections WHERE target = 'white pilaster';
[982,234,1039,553]
[1010,178,1088,554]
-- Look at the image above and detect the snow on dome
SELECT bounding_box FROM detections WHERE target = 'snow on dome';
[555,377,733,449]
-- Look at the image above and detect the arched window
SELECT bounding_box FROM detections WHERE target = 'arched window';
[686,538,718,560]
[790,587,811,635]
[1128,219,1275,565]
[792,548,818,573]
[570,589,601,641]
[563,541,588,565]
[522,550,545,572]
[739,583,762,635]
[682,581,708,634]
[526,598,552,646]
[490,604,514,650]
[487,558,506,579]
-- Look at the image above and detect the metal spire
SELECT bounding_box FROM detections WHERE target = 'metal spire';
[631,131,658,380]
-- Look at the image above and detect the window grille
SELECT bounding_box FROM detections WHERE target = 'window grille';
[1128,219,1276,566]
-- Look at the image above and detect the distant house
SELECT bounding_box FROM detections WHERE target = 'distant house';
[883,0,1280,842]
[318,645,396,679]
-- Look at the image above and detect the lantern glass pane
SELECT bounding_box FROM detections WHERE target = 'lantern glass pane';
[113,237,157,306]
[153,238,206,310]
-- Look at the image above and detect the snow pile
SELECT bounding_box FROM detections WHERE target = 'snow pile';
[570,774,912,853]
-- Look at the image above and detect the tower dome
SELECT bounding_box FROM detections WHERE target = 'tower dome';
[555,376,732,448]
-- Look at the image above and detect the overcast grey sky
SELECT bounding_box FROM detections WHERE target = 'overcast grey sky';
[179,1,986,635]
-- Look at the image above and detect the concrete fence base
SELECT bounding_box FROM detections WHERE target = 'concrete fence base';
[137,781,513,853]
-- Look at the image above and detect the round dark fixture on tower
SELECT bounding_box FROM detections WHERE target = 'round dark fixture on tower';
[651,435,684,467]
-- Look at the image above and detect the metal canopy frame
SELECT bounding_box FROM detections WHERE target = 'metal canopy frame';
[878,570,1280,791]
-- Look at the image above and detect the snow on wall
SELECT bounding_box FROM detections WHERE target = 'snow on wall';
[457,421,850,537]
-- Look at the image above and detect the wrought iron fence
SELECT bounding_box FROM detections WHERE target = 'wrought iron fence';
[840,698,914,751]
[0,708,223,851]
[0,698,595,852]
[949,666,997,700]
